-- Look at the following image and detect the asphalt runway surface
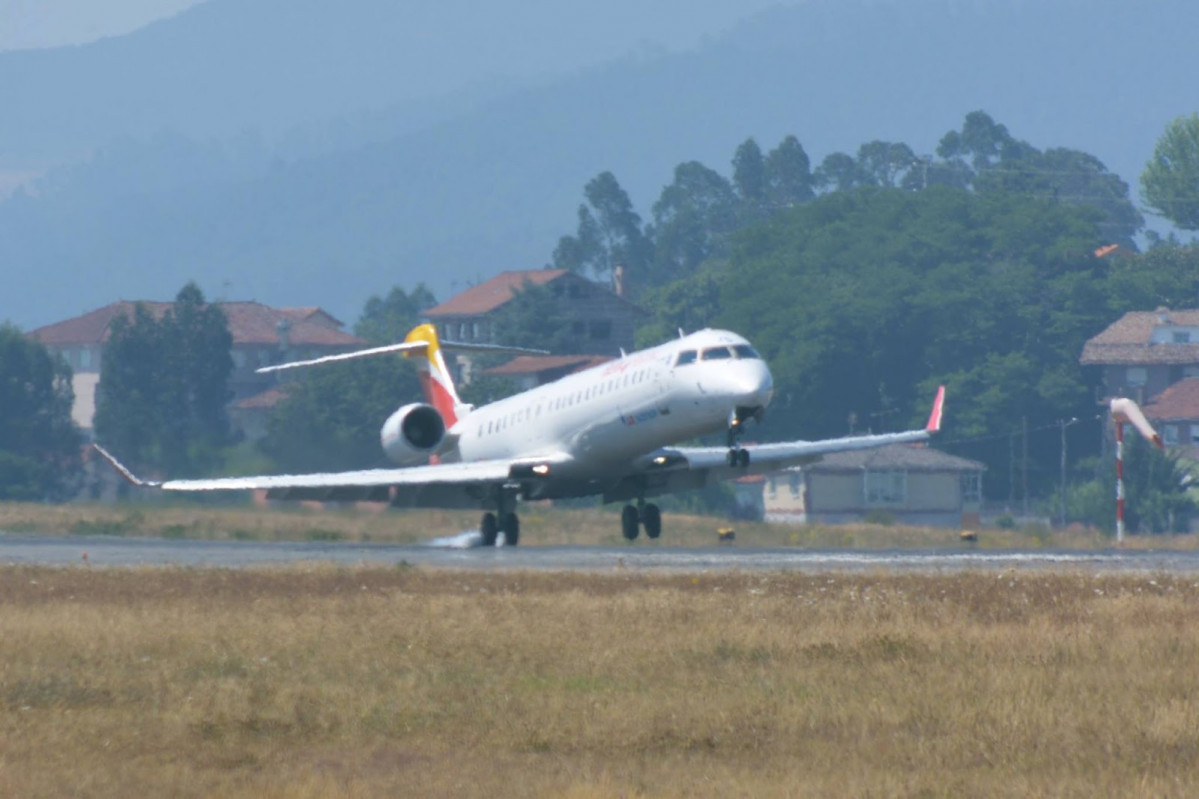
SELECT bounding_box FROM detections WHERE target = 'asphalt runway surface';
[4,531,1199,573]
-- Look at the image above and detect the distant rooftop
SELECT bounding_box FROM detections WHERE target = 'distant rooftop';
[1081,308,1199,366]
[1144,378,1199,421]
[30,301,362,348]
[797,443,984,474]
[425,270,569,317]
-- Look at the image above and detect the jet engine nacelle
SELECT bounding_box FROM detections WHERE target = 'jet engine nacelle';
[380,403,446,464]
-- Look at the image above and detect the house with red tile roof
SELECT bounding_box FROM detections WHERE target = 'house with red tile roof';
[1143,378,1199,453]
[1080,307,1199,406]
[29,300,364,434]
[424,269,641,357]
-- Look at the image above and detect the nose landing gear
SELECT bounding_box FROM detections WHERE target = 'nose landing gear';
[726,406,760,468]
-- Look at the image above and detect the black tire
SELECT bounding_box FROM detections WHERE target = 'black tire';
[642,503,662,539]
[500,512,520,546]
[481,512,498,546]
[737,448,750,468]
[621,505,640,541]
[727,449,738,467]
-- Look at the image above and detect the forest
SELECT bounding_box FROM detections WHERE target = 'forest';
[5,111,1199,528]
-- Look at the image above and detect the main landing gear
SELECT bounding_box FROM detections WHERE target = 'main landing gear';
[480,511,520,546]
[726,407,758,468]
[621,502,662,541]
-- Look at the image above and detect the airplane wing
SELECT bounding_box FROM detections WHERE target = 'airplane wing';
[604,386,946,502]
[92,445,572,508]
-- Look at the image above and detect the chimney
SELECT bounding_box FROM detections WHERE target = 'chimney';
[612,265,625,298]
[276,317,292,353]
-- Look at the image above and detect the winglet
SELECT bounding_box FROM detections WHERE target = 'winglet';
[91,444,161,488]
[925,385,946,434]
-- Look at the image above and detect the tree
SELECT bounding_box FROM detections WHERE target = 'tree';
[355,283,437,344]
[714,185,1108,499]
[732,137,766,205]
[763,135,814,207]
[813,152,863,193]
[260,357,421,473]
[0,324,83,500]
[1141,113,1199,231]
[855,140,917,188]
[551,171,651,287]
[648,161,738,286]
[94,283,233,476]
[1068,437,1193,534]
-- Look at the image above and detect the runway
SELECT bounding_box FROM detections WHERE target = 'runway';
[3,531,1199,573]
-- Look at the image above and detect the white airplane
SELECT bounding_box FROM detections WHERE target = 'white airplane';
[95,323,945,545]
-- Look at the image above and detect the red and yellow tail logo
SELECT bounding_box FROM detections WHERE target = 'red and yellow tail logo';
[403,324,464,426]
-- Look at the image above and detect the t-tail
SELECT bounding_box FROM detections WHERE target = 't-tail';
[402,323,469,426]
[254,322,547,429]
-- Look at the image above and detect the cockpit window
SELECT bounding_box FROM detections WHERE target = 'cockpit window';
[701,347,734,361]
[675,350,698,366]
[732,344,761,360]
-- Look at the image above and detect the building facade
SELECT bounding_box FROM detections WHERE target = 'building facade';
[29,301,364,435]
[1080,307,1199,406]
[762,444,985,528]
[424,270,641,356]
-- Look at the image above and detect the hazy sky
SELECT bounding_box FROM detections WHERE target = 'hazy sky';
[1,0,197,50]
[0,0,801,52]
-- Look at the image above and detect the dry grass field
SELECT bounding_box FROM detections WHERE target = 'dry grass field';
[4,565,1199,797]
[2,499,1192,549]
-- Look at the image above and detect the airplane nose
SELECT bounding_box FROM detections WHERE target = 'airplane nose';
[731,363,774,408]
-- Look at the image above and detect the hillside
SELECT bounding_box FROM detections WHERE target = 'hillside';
[3,0,1197,330]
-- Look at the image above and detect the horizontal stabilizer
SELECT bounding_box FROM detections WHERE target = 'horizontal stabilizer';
[256,339,549,375]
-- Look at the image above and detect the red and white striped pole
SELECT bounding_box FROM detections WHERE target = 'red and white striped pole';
[1109,397,1164,545]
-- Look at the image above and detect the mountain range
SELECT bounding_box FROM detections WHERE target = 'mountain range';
[3,0,1197,331]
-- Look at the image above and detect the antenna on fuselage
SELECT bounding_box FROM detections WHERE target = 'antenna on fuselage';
[678,328,685,338]
[620,348,627,358]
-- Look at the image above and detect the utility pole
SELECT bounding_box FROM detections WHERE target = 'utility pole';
[1022,416,1029,520]
[1058,417,1078,527]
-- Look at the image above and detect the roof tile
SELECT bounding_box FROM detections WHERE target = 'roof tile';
[29,301,363,348]
[1144,378,1199,421]
[1081,309,1199,365]
[424,270,568,317]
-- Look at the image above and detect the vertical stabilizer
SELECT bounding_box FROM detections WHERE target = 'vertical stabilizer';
[403,324,467,426]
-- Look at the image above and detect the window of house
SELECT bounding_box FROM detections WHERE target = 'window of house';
[232,350,247,369]
[1186,366,1199,379]
[865,470,906,505]
[472,322,481,340]
[1190,425,1199,446]
[767,476,777,499]
[1174,331,1191,343]
[960,473,982,503]
[1126,367,1148,386]
[788,471,801,498]
[79,348,92,369]
[589,320,612,340]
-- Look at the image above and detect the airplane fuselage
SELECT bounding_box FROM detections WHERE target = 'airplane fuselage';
[426,329,774,479]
